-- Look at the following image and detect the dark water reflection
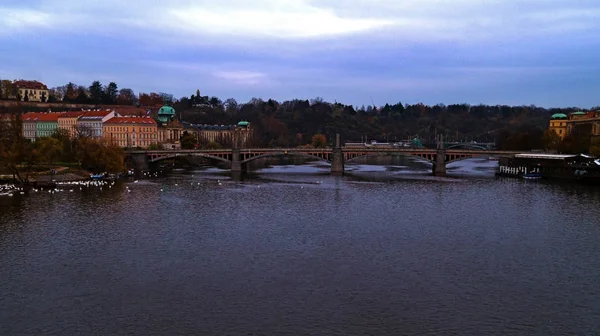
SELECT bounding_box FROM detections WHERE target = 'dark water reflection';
[1,160,600,335]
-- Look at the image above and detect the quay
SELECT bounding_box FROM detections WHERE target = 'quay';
[497,153,600,183]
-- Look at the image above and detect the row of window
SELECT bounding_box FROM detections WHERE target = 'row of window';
[106,133,157,139]
[105,126,155,132]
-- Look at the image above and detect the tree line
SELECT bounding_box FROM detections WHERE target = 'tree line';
[2,78,599,153]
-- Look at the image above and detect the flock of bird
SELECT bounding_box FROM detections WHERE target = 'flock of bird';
[1,175,323,197]
[0,177,228,197]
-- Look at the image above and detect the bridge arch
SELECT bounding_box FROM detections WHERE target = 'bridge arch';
[149,153,231,164]
[445,144,490,150]
[345,152,435,164]
[241,151,332,165]
[445,153,495,164]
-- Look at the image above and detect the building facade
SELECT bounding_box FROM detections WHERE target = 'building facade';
[549,111,600,139]
[103,116,157,148]
[185,121,252,147]
[21,112,39,141]
[57,111,85,138]
[14,80,49,102]
[77,110,119,138]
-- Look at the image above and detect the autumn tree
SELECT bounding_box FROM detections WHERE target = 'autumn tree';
[311,134,327,148]
[180,131,196,149]
[0,111,39,183]
[35,136,63,166]
[159,92,174,105]
[117,88,136,105]
[0,80,11,99]
[542,129,561,152]
[64,82,77,102]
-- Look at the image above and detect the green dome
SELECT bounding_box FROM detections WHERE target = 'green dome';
[158,106,176,115]
[237,121,249,126]
[572,111,586,115]
[550,113,567,119]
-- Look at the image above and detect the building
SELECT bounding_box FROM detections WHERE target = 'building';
[103,116,157,148]
[185,121,252,147]
[21,112,60,140]
[549,110,600,139]
[13,80,49,102]
[21,112,39,141]
[77,110,119,138]
[57,111,85,138]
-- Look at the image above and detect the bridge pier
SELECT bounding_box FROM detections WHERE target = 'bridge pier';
[432,134,447,176]
[231,149,243,173]
[330,134,344,174]
[131,153,150,173]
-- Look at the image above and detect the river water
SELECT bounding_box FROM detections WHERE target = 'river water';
[1,159,600,335]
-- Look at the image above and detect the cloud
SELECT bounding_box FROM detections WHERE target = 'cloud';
[2,0,599,43]
[1,0,599,108]
[212,71,268,85]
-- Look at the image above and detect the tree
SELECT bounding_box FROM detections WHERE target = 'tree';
[64,82,76,102]
[0,80,13,99]
[590,136,600,157]
[41,91,47,103]
[159,92,174,105]
[117,88,136,105]
[224,98,238,115]
[311,134,327,148]
[180,131,196,149]
[542,129,561,152]
[89,80,104,104]
[103,82,118,104]
[35,137,63,166]
[23,91,29,102]
[0,111,40,183]
[75,87,90,104]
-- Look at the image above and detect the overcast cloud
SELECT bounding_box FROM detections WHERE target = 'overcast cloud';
[1,0,599,107]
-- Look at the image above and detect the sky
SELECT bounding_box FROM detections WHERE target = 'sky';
[0,0,599,108]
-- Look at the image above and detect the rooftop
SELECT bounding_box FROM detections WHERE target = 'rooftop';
[514,153,577,160]
[158,105,176,115]
[21,112,60,122]
[14,80,48,90]
[550,113,567,119]
[104,116,157,125]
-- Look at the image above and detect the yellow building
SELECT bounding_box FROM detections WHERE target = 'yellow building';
[549,111,600,139]
[14,80,49,102]
[185,121,252,147]
[157,120,183,149]
[57,111,85,138]
[103,116,158,148]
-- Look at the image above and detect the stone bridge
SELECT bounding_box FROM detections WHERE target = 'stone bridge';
[126,134,520,176]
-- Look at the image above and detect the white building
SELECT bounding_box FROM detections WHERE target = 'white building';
[76,110,119,138]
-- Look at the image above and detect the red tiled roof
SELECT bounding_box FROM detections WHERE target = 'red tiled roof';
[79,110,115,118]
[14,80,48,90]
[57,111,86,118]
[104,116,157,125]
[111,106,152,116]
[21,112,61,122]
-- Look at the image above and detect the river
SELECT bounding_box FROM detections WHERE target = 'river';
[1,159,600,335]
